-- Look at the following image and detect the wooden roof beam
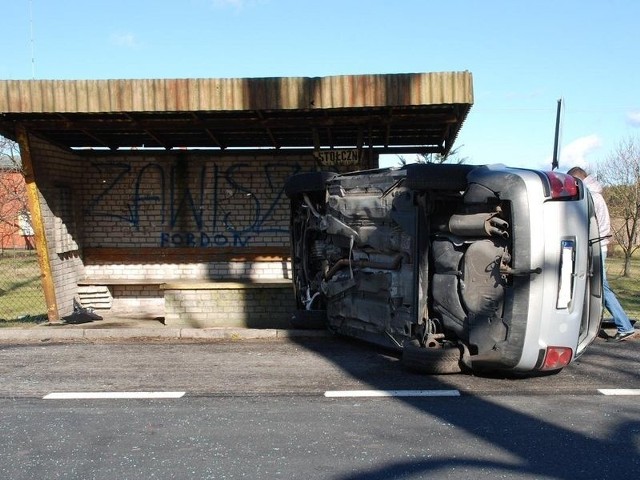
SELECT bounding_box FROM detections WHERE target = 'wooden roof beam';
[256,111,280,149]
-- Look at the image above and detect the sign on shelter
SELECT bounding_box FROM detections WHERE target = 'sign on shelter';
[313,149,361,168]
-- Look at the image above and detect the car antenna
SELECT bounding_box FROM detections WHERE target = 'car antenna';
[551,98,563,170]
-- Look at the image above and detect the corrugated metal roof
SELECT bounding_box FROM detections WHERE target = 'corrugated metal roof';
[0,72,473,154]
[0,72,472,113]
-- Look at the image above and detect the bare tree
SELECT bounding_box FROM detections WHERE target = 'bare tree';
[596,136,640,276]
[0,135,21,168]
[397,145,469,166]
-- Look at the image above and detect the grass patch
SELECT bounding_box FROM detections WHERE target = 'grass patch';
[0,250,48,327]
[605,254,640,320]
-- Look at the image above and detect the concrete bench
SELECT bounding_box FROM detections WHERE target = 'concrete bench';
[78,247,295,327]
[160,279,295,329]
[77,278,168,286]
[77,277,295,328]
[77,278,169,311]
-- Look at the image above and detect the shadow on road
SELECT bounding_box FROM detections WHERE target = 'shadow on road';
[290,334,640,479]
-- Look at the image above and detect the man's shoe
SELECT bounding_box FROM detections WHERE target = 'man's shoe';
[607,330,637,342]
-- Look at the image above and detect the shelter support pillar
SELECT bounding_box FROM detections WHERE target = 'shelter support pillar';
[15,125,60,323]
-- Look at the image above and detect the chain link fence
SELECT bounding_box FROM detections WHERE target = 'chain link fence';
[0,249,47,325]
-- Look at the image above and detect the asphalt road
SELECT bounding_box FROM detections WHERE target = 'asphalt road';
[0,335,638,479]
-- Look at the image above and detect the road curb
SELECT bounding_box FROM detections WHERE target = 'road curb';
[0,328,86,343]
[0,327,330,343]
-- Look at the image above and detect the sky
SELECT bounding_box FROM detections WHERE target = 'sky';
[2,0,639,171]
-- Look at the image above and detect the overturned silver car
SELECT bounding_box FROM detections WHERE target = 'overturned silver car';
[285,163,603,375]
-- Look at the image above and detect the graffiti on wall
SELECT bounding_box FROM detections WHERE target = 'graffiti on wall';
[85,159,305,247]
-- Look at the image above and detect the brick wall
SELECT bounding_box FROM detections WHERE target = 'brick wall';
[79,152,310,249]
[29,135,85,317]
[83,261,292,282]
[29,137,320,322]
[77,151,315,282]
[164,285,295,328]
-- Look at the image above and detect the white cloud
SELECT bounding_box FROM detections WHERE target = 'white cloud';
[558,134,603,170]
[110,32,139,48]
[626,110,640,127]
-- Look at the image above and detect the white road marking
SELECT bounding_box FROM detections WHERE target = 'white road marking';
[598,389,640,396]
[42,389,640,399]
[43,391,186,400]
[324,389,460,398]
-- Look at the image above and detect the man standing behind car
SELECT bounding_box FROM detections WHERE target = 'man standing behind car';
[568,166,637,342]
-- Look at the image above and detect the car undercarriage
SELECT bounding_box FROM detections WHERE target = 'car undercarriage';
[285,163,601,375]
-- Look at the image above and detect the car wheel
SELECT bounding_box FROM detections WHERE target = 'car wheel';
[404,163,475,191]
[402,342,463,374]
[284,171,336,197]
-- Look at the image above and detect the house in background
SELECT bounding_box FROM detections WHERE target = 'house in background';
[0,168,34,250]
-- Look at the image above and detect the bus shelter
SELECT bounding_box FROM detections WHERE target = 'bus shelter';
[0,72,473,327]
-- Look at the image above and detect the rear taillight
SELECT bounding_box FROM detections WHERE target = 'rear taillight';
[545,171,579,199]
[541,346,573,370]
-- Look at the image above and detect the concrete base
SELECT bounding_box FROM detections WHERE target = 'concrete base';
[163,284,296,329]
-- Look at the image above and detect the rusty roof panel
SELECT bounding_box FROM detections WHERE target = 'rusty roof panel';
[0,72,473,154]
[0,72,472,113]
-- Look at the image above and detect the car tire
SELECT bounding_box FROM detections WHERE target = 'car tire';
[404,163,475,191]
[402,342,463,374]
[284,171,336,197]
